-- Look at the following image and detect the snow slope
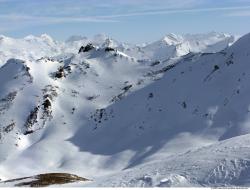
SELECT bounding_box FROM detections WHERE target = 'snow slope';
[0,32,249,187]
[71,32,250,187]
[85,133,250,187]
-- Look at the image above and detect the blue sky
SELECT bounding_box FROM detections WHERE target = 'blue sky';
[0,0,250,43]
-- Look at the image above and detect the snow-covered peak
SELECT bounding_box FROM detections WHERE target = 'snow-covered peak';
[0,34,62,66]
[140,32,236,61]
[0,32,250,187]
[0,32,236,67]
[0,58,32,98]
[162,33,182,45]
[24,34,54,43]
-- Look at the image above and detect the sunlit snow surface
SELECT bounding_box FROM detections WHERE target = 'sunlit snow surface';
[2,32,250,187]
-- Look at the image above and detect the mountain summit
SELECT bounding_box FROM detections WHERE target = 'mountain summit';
[1,32,250,187]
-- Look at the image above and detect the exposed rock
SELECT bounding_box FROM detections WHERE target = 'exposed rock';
[105,47,115,52]
[122,84,133,92]
[42,98,51,110]
[151,60,160,66]
[3,122,15,133]
[54,66,65,79]
[24,106,39,130]
[78,43,94,53]
[2,173,89,187]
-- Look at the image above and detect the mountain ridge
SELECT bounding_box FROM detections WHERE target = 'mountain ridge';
[0,32,249,187]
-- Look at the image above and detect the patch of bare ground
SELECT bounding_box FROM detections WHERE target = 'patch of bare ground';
[3,173,90,187]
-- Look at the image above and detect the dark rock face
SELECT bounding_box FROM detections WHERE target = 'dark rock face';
[78,46,85,53]
[78,43,94,53]
[151,60,160,66]
[148,92,154,99]
[23,95,53,135]
[0,91,17,114]
[2,173,89,187]
[23,130,34,135]
[214,65,220,71]
[122,84,133,92]
[105,47,115,52]
[54,66,65,79]
[24,106,39,130]
[42,99,51,110]
[3,122,15,133]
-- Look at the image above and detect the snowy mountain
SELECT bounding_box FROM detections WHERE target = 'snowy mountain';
[0,32,235,67]
[0,34,62,65]
[1,31,250,187]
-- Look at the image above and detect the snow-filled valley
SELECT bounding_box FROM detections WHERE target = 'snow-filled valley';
[1,31,250,187]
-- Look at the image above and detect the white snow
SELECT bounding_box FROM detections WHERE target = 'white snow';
[1,32,250,187]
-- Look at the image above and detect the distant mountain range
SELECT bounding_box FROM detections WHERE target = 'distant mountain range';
[2,32,250,187]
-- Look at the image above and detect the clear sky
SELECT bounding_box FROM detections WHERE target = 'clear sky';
[0,0,250,43]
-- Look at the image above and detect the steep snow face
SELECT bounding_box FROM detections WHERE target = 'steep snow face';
[0,32,245,187]
[0,59,32,96]
[0,59,33,160]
